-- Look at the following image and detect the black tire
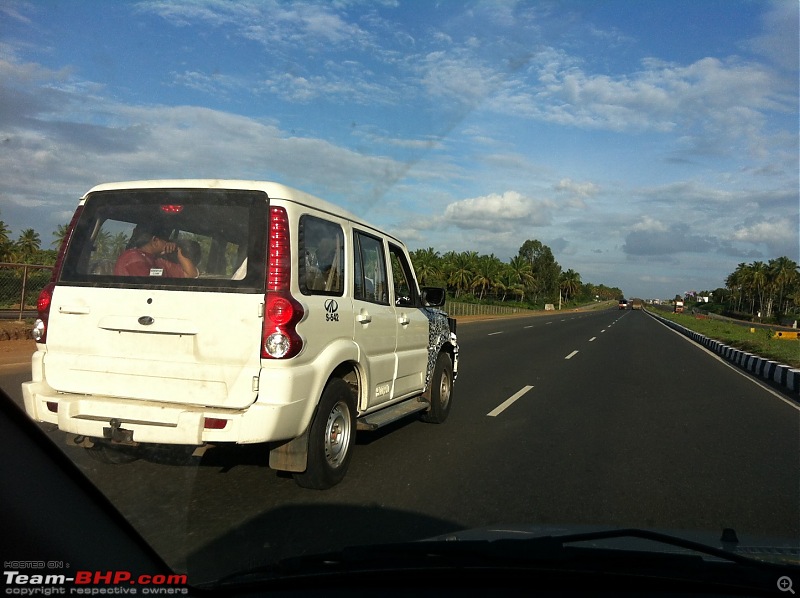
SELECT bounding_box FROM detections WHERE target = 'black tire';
[294,378,356,490]
[421,352,453,424]
[85,442,139,464]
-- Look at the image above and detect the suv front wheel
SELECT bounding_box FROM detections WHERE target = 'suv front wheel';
[421,352,453,424]
[294,378,356,490]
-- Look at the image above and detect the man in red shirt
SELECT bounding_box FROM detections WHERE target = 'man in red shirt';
[114,227,199,278]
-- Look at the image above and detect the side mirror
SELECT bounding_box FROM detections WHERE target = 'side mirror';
[421,286,446,307]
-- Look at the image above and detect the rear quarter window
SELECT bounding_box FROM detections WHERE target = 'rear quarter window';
[298,215,345,296]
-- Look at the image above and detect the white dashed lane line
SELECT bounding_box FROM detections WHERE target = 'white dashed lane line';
[565,350,579,360]
[487,385,534,417]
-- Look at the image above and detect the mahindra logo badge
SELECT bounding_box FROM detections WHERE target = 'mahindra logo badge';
[138,316,155,326]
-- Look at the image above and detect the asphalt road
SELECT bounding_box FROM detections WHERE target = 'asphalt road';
[1,307,798,583]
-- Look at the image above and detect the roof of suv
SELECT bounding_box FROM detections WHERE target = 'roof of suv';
[83,179,391,241]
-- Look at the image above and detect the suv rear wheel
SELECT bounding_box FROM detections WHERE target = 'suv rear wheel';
[294,378,356,490]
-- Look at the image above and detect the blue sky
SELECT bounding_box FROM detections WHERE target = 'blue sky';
[1,0,797,299]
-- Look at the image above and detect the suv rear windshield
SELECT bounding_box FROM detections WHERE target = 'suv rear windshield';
[59,188,269,292]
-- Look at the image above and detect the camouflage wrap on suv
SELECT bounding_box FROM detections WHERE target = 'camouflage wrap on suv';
[423,308,459,390]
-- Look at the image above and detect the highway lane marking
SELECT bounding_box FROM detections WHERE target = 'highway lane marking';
[589,337,597,342]
[488,331,503,336]
[487,385,534,417]
[565,350,579,359]
[524,325,534,329]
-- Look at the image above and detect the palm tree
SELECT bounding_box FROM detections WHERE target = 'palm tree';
[769,256,799,316]
[16,228,41,262]
[725,263,748,313]
[507,255,534,301]
[447,252,476,298]
[0,220,11,261]
[749,261,768,316]
[471,254,502,300]
[410,247,441,286]
[110,232,129,259]
[559,269,582,303]
[52,224,69,248]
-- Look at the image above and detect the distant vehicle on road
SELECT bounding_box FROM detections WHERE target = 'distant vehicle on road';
[618,299,628,310]
[631,298,643,310]
[674,300,684,313]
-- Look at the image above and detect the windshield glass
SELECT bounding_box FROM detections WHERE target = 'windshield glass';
[1,0,798,591]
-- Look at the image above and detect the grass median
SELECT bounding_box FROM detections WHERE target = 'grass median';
[651,309,800,369]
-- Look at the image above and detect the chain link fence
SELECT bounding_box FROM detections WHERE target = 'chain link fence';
[0,263,54,320]
[445,300,535,318]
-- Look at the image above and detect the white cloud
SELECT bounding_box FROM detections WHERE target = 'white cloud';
[443,190,552,231]
[490,53,790,161]
[414,50,501,107]
[630,216,668,233]
[138,0,370,49]
[732,219,798,257]
[555,178,599,197]
[746,0,799,72]
[261,68,399,105]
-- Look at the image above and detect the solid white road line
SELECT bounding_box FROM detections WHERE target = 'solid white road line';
[487,385,534,417]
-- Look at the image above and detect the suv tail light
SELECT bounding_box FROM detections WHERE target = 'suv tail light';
[262,206,304,359]
[33,206,83,343]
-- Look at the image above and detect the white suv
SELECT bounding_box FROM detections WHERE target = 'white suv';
[22,180,458,489]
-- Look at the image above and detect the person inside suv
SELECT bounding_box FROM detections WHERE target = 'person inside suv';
[113,225,199,278]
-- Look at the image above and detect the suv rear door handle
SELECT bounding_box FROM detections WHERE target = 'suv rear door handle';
[356,313,372,324]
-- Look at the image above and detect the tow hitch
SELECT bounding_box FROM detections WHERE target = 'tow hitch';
[103,418,136,445]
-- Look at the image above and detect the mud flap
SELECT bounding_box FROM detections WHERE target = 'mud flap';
[268,426,310,473]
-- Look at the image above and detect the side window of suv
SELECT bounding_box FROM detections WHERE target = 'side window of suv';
[354,231,389,305]
[389,244,417,307]
[299,215,344,296]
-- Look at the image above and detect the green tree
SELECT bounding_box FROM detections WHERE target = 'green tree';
[507,255,534,301]
[0,219,12,262]
[518,239,561,302]
[559,268,582,303]
[446,251,476,298]
[768,256,799,317]
[471,254,502,300]
[410,247,442,286]
[16,228,41,262]
[52,224,69,248]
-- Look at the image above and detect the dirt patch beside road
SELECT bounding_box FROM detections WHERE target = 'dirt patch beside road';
[0,320,33,341]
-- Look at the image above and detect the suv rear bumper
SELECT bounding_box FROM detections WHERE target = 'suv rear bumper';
[22,380,310,445]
